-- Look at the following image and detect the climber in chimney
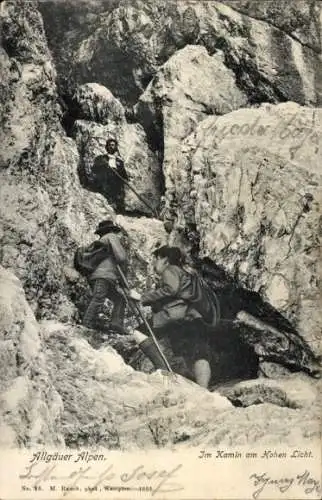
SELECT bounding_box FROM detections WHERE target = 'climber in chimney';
[78,220,129,334]
[92,138,129,213]
[129,246,214,389]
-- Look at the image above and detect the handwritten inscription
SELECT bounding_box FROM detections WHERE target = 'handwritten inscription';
[19,461,184,497]
[211,112,320,157]
[250,470,321,499]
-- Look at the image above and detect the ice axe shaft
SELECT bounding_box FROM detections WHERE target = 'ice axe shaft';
[112,169,159,217]
[116,265,173,373]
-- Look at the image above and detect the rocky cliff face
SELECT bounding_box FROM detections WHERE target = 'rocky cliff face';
[162,102,321,357]
[1,0,108,322]
[221,0,321,52]
[0,266,64,447]
[0,0,160,322]
[135,44,248,204]
[40,0,322,106]
[0,0,321,448]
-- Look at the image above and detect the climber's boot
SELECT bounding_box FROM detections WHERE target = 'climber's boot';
[109,322,128,335]
[132,330,168,370]
[140,337,169,370]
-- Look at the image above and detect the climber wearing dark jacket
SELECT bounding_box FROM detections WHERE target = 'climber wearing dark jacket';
[92,138,128,212]
[83,219,128,334]
[130,246,212,388]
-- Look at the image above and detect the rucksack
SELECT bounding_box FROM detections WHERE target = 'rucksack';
[186,271,221,328]
[74,241,110,277]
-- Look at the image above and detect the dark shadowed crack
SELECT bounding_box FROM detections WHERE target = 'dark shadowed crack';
[193,257,319,378]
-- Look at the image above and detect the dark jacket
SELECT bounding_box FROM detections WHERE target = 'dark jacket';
[90,233,128,282]
[92,153,128,197]
[142,265,201,329]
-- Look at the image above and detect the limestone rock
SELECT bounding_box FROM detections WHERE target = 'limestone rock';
[220,375,320,409]
[0,134,113,321]
[1,0,58,171]
[0,0,164,323]
[38,0,120,95]
[42,321,320,448]
[2,278,319,449]
[221,0,321,53]
[0,0,118,321]
[166,102,321,358]
[0,267,64,447]
[0,270,223,450]
[72,82,125,124]
[182,401,321,446]
[43,321,232,448]
[41,0,322,106]
[136,45,248,128]
[235,311,320,376]
[258,361,295,379]
[135,45,248,215]
[115,215,167,282]
[0,0,163,325]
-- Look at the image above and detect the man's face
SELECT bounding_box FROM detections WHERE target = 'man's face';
[106,140,117,154]
[153,255,168,275]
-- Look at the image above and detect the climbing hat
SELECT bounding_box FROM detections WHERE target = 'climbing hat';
[94,219,122,236]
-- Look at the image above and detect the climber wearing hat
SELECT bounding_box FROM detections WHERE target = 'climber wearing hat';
[92,138,129,213]
[82,219,129,334]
